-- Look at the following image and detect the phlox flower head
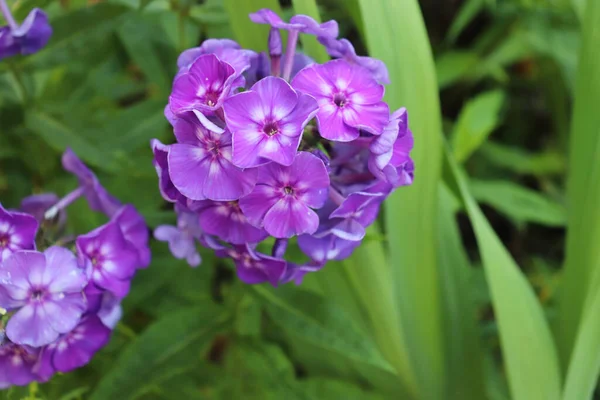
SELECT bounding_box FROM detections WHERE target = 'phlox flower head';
[152,8,415,287]
[0,7,52,60]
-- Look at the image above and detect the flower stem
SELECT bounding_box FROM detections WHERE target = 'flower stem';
[7,61,28,103]
[0,0,18,31]
[281,30,299,81]
[45,186,85,220]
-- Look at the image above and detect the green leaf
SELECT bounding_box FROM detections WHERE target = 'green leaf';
[89,305,230,400]
[290,0,329,63]
[555,0,600,370]
[358,1,444,398]
[436,51,481,89]
[302,378,386,400]
[25,111,117,172]
[470,179,566,227]
[447,0,485,43]
[444,145,562,400]
[223,0,282,51]
[479,142,565,176]
[451,90,506,163]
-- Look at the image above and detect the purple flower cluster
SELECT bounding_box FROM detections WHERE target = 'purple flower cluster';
[0,149,150,388]
[0,0,52,60]
[153,9,414,286]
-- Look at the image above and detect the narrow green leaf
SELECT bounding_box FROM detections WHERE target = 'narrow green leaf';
[436,51,480,89]
[358,1,444,398]
[290,0,329,63]
[556,0,600,369]
[451,90,506,163]
[445,145,562,400]
[447,0,485,43]
[470,179,566,227]
[223,0,282,51]
[90,305,230,400]
[479,142,565,176]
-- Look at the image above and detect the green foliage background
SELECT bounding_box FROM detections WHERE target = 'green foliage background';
[1,0,600,399]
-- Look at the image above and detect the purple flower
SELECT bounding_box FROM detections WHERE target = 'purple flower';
[0,248,87,347]
[36,315,110,376]
[0,343,43,388]
[319,38,389,84]
[279,262,323,285]
[113,205,151,269]
[177,39,254,78]
[250,9,338,38]
[216,245,286,286]
[154,208,202,267]
[169,54,240,116]
[369,108,415,187]
[0,204,38,261]
[76,221,139,298]
[97,291,122,329]
[151,139,182,203]
[60,148,121,217]
[168,113,258,201]
[192,200,267,245]
[246,52,315,87]
[223,76,318,167]
[20,193,66,226]
[298,232,360,263]
[239,152,330,238]
[0,8,52,60]
[292,59,389,142]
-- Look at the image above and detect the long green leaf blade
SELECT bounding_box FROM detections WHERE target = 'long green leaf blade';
[358,1,444,398]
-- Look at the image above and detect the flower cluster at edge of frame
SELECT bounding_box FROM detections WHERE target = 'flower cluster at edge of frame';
[153,8,415,286]
[0,0,52,60]
[0,149,150,388]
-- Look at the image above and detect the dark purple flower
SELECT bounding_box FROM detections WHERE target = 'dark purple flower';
[192,200,267,245]
[0,343,42,388]
[319,38,389,84]
[216,245,286,286]
[20,193,66,226]
[169,54,241,116]
[292,59,389,142]
[239,152,330,238]
[151,139,182,203]
[223,76,318,167]
[36,315,110,376]
[368,108,415,186]
[76,221,138,298]
[0,8,52,60]
[168,113,258,201]
[0,248,87,347]
[154,208,202,267]
[177,39,254,78]
[113,205,150,269]
[0,203,38,261]
[250,9,338,38]
[58,148,121,218]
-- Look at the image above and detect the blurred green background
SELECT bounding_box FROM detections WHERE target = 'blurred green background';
[2,0,600,399]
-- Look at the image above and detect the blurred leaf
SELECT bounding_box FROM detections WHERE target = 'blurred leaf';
[556,0,600,370]
[90,305,230,400]
[470,179,566,227]
[302,378,386,400]
[451,90,506,163]
[436,51,481,89]
[223,0,282,51]
[358,1,444,398]
[25,111,117,172]
[444,145,562,400]
[438,184,487,400]
[447,0,485,43]
[291,0,329,63]
[479,142,565,176]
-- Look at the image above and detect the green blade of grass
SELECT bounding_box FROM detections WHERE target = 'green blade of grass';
[555,0,600,370]
[445,145,562,400]
[358,1,444,398]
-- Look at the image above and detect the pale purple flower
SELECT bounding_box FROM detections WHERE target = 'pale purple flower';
[239,152,330,238]
[0,248,87,347]
[113,205,150,269]
[216,245,286,286]
[154,208,202,267]
[151,139,182,203]
[60,148,121,217]
[0,343,43,388]
[36,315,110,376]
[169,54,240,116]
[369,108,415,186]
[76,221,139,298]
[0,8,52,60]
[279,262,323,285]
[292,59,389,142]
[177,39,254,78]
[250,9,338,38]
[319,37,389,84]
[168,113,258,201]
[97,291,122,329]
[20,193,65,226]
[192,200,267,245]
[298,231,360,263]
[223,76,318,167]
[0,204,38,261]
